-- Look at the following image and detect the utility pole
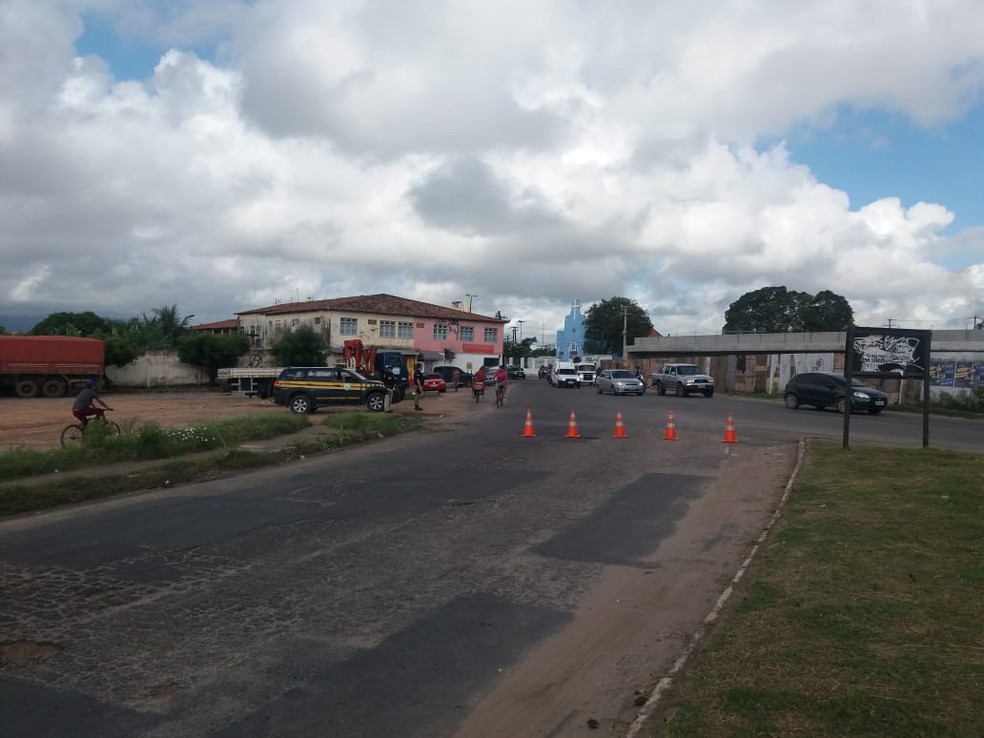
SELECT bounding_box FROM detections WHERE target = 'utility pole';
[466,294,477,312]
[517,320,525,340]
[622,306,628,365]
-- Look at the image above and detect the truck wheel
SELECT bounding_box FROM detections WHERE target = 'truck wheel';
[41,378,66,398]
[656,383,666,396]
[288,395,313,414]
[365,392,386,412]
[675,383,685,398]
[15,379,39,398]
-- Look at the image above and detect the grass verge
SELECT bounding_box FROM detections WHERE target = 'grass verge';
[0,411,423,517]
[656,441,983,738]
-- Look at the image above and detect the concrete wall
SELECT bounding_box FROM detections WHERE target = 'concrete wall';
[106,351,207,388]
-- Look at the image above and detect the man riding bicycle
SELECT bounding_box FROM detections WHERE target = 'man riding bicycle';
[72,379,112,427]
[494,365,508,404]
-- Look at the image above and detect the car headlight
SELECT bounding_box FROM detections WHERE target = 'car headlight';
[852,391,869,400]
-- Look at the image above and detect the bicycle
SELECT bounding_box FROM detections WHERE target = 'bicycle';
[61,409,121,447]
[495,382,506,408]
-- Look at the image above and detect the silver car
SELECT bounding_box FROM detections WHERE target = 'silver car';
[596,369,646,396]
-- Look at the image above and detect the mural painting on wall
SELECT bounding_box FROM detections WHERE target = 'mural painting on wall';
[930,355,984,389]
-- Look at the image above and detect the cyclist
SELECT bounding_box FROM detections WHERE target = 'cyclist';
[72,379,112,427]
[494,365,508,405]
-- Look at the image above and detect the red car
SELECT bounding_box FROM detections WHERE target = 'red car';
[421,373,447,393]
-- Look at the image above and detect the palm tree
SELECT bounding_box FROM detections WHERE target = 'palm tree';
[144,305,194,348]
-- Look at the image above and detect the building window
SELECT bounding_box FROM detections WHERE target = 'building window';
[460,326,474,341]
[379,320,396,338]
[314,316,321,325]
[398,321,414,338]
[484,327,497,342]
[340,317,358,336]
[433,323,448,340]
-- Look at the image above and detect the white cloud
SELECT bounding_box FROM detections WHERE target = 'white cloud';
[0,0,982,335]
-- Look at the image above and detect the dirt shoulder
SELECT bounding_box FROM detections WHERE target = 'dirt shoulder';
[0,385,480,454]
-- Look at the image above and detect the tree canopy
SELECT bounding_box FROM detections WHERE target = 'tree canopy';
[584,297,654,356]
[177,333,251,382]
[28,306,200,368]
[31,311,111,337]
[723,287,854,333]
[270,325,325,366]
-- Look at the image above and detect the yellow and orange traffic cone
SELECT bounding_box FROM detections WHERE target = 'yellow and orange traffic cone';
[722,412,738,443]
[521,408,537,438]
[565,408,581,439]
[612,410,628,439]
[663,411,679,441]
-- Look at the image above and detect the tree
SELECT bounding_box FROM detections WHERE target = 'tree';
[178,333,250,382]
[503,336,538,363]
[31,311,111,336]
[103,335,142,368]
[142,305,194,349]
[722,286,851,333]
[584,297,654,356]
[801,290,854,331]
[270,325,324,366]
[0,324,7,335]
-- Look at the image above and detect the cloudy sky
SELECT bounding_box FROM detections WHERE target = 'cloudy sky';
[2,0,983,339]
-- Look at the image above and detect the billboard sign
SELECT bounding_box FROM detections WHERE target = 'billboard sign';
[847,327,931,379]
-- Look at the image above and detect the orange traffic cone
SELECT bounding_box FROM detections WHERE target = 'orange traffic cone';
[663,411,679,441]
[522,408,537,438]
[565,408,581,439]
[722,412,738,443]
[612,410,628,439]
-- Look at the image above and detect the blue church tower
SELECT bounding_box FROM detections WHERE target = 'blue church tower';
[555,299,587,362]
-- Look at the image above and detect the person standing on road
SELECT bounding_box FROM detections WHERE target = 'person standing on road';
[452,368,460,391]
[413,362,425,411]
[72,379,112,427]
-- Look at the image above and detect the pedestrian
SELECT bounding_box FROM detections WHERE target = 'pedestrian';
[413,362,425,411]
[452,368,460,391]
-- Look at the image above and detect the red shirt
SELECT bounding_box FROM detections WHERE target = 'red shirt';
[495,368,507,384]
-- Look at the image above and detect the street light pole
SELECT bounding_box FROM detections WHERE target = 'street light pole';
[622,306,628,366]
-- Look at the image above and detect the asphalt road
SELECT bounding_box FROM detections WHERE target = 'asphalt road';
[0,380,978,737]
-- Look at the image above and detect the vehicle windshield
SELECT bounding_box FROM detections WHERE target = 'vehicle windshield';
[610,370,633,378]
[676,365,702,375]
[557,368,577,375]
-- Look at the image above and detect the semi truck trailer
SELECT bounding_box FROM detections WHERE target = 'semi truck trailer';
[0,335,105,398]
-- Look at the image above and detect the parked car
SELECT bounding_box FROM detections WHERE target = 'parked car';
[484,368,499,385]
[783,372,888,414]
[420,373,447,393]
[432,365,473,388]
[505,364,526,380]
[272,366,390,413]
[596,369,646,396]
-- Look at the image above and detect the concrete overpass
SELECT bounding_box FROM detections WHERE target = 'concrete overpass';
[628,329,984,358]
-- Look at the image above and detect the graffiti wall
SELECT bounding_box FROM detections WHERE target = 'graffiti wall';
[766,353,836,394]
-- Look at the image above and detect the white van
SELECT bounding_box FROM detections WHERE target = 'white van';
[551,361,581,388]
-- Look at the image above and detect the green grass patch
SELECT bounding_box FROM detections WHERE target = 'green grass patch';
[0,411,423,517]
[0,414,311,481]
[657,441,983,738]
